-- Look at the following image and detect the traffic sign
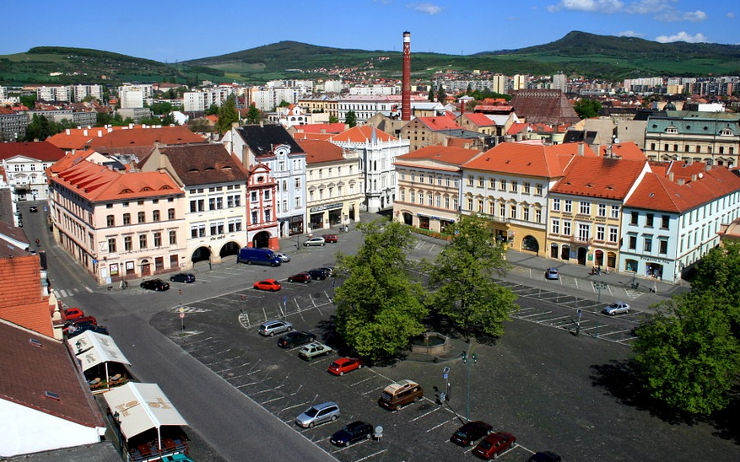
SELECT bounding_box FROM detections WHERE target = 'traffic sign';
[577,308,582,318]
[179,307,184,313]
[283,295,287,306]
[179,312,185,319]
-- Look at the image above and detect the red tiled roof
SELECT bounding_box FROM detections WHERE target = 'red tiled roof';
[462,113,496,127]
[396,145,481,167]
[0,300,54,338]
[507,122,530,135]
[89,126,203,149]
[0,319,105,429]
[330,125,396,143]
[0,141,65,162]
[47,149,95,174]
[510,90,580,125]
[293,123,346,134]
[463,142,596,178]
[626,164,740,212]
[415,115,461,131]
[551,156,647,199]
[600,142,646,160]
[0,255,43,309]
[293,132,334,142]
[474,105,513,113]
[300,140,345,164]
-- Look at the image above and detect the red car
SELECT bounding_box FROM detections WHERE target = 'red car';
[63,316,97,334]
[322,234,338,243]
[473,432,516,460]
[253,279,281,291]
[328,357,362,376]
[63,307,85,321]
[287,272,311,283]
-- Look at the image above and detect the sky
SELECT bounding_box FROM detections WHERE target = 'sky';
[0,0,737,62]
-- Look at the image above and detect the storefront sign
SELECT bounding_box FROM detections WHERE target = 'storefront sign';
[310,202,342,213]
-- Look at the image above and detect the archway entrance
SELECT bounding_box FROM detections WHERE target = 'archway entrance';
[594,249,604,267]
[403,212,413,226]
[607,252,617,269]
[253,231,270,248]
[141,259,151,276]
[522,235,539,253]
[560,245,570,260]
[192,246,211,263]
[220,241,240,258]
[577,247,588,265]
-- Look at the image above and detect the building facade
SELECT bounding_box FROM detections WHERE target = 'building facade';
[0,141,65,201]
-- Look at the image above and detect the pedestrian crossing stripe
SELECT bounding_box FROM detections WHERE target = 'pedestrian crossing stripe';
[174,306,211,313]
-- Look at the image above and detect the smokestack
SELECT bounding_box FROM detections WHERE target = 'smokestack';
[402,31,411,121]
[461,100,465,115]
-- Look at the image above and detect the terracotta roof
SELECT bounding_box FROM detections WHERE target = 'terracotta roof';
[157,143,248,186]
[235,124,305,157]
[0,299,54,338]
[625,164,740,212]
[0,254,43,309]
[414,115,461,131]
[600,142,646,160]
[396,145,480,167]
[89,126,202,149]
[0,141,65,162]
[507,122,530,135]
[462,113,496,127]
[0,319,105,429]
[474,105,513,113]
[510,90,580,125]
[52,160,182,202]
[299,140,345,164]
[330,125,396,143]
[463,142,596,178]
[47,149,95,174]
[551,156,647,199]
[292,123,346,134]
[293,132,334,142]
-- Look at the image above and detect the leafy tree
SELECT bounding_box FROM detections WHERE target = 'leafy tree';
[205,104,220,116]
[436,86,447,103]
[20,94,36,109]
[467,89,511,102]
[690,241,740,329]
[633,293,739,415]
[329,115,339,124]
[216,95,239,134]
[345,110,357,128]
[334,222,428,362]
[277,100,290,107]
[466,83,473,95]
[24,114,55,141]
[150,101,173,115]
[428,85,434,102]
[573,98,602,119]
[246,104,261,124]
[427,214,517,339]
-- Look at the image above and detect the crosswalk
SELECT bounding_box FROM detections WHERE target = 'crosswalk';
[54,287,93,298]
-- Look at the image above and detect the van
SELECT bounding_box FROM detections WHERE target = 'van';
[236,247,282,266]
[378,379,423,410]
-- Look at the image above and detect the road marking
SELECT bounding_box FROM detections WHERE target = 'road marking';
[251,388,274,396]
[350,376,374,387]
[362,384,387,396]
[426,417,455,432]
[353,449,387,461]
[331,437,370,453]
[600,329,632,336]
[538,315,571,323]
[518,310,553,319]
[85,286,93,293]
[279,400,309,413]
[261,395,286,405]
[410,407,441,422]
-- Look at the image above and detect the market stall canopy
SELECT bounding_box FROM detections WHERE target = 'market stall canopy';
[69,330,131,371]
[103,382,188,440]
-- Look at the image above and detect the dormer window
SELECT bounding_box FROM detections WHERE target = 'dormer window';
[720,129,733,136]
[666,127,677,134]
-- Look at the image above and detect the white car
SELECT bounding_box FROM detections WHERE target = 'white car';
[304,237,326,247]
[275,252,290,262]
[602,302,630,316]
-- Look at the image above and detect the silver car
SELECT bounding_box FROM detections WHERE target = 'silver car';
[275,252,290,262]
[295,401,340,428]
[602,302,630,316]
[258,320,293,336]
[304,236,326,247]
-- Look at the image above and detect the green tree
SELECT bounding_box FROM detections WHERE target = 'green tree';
[427,214,517,339]
[150,101,173,115]
[216,95,239,134]
[329,115,339,124]
[573,98,603,119]
[436,86,447,103]
[187,117,214,133]
[24,114,54,141]
[633,293,739,415]
[428,85,434,102]
[334,222,428,362]
[246,104,261,124]
[205,104,220,116]
[20,94,36,109]
[345,110,357,128]
[690,242,740,328]
[277,100,290,107]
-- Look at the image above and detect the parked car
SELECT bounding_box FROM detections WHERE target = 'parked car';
[277,330,316,349]
[322,234,338,243]
[287,272,311,284]
[303,236,326,247]
[602,301,630,316]
[170,273,196,283]
[295,401,340,428]
[258,320,293,336]
[275,252,291,263]
[330,421,373,447]
[140,279,170,291]
[253,279,282,291]
[161,454,195,462]
[236,247,282,266]
[67,323,109,338]
[65,315,97,328]
[307,268,329,280]
[63,307,85,321]
[544,267,559,280]
[378,379,423,410]
[29,206,38,213]
[450,421,493,446]
[328,357,362,376]
[298,342,333,361]
[319,266,335,277]
[528,452,562,462]
[473,432,516,460]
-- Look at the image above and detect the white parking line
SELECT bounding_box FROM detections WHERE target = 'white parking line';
[362,384,387,396]
[350,377,374,387]
[279,400,309,413]
[518,310,553,319]
[410,407,441,422]
[426,417,456,432]
[538,315,571,323]
[331,437,370,453]
[261,395,286,405]
[250,388,273,396]
[353,449,387,461]
[600,329,632,336]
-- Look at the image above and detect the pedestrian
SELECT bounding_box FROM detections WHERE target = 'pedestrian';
[208,260,212,271]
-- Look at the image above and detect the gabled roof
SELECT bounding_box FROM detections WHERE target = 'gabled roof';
[462,142,596,178]
[0,319,104,429]
[510,89,580,125]
[396,145,480,167]
[551,156,647,200]
[158,143,248,186]
[293,123,346,134]
[413,115,461,131]
[0,299,54,338]
[625,164,740,212]
[47,149,95,174]
[299,140,345,164]
[0,254,42,309]
[507,122,530,135]
[330,125,396,143]
[293,132,334,142]
[90,126,203,149]
[600,142,646,160]
[461,112,496,127]
[0,141,65,162]
[235,124,305,157]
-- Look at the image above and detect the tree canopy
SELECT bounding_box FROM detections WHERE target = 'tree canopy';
[573,98,603,119]
[334,222,427,362]
[246,104,261,124]
[215,95,239,134]
[345,110,357,128]
[24,115,76,141]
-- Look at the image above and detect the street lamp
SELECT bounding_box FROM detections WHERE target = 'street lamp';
[461,350,477,421]
[594,281,607,338]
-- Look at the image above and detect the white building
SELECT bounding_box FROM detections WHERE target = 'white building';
[73,84,102,102]
[322,80,345,93]
[119,88,143,109]
[0,141,65,201]
[337,95,430,124]
[183,91,205,112]
[349,85,399,96]
[36,85,73,102]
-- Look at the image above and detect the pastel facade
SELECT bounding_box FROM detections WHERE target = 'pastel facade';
[246,164,280,249]
[0,141,65,201]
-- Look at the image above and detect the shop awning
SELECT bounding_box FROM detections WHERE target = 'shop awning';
[69,330,131,371]
[103,382,188,441]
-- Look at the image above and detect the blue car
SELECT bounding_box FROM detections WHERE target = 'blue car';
[545,268,559,280]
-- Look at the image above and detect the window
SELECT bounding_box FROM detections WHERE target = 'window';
[564,200,572,213]
[419,192,424,204]
[445,196,450,209]
[489,178,495,189]
[628,235,636,250]
[644,236,652,252]
[552,198,560,211]
[523,183,530,194]
[138,211,145,223]
[139,234,147,249]
[419,173,425,183]
[295,178,301,189]
[250,191,257,202]
[536,184,543,196]
[154,232,161,247]
[107,238,116,253]
[169,230,177,245]
[400,189,406,201]
[477,199,483,212]
[609,227,618,243]
[216,197,223,209]
[436,195,441,207]
[551,219,560,234]
[510,205,517,219]
[168,208,175,220]
[535,209,542,223]
[578,223,590,241]
[511,181,517,193]
[106,215,115,226]
[646,213,654,227]
[124,236,132,251]
[123,213,131,225]
[523,207,529,221]
[189,200,197,213]
[630,211,638,225]
[661,215,669,229]
[596,225,605,241]
[563,221,571,236]
[251,211,258,223]
[598,204,606,217]
[659,239,668,254]
[452,198,458,210]
[467,176,474,186]
[153,210,160,222]
[611,205,620,218]
[499,179,506,191]
[428,193,433,206]
[467,198,474,210]
[499,203,505,217]
[209,198,215,210]
[579,201,590,215]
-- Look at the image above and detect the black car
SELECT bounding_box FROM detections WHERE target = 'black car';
[170,273,196,283]
[319,266,334,277]
[330,421,373,447]
[140,279,170,291]
[67,323,109,338]
[29,206,38,213]
[307,268,329,280]
[277,330,317,349]
[450,421,493,446]
[528,451,562,462]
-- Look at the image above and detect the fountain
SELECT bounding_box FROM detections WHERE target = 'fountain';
[410,332,450,356]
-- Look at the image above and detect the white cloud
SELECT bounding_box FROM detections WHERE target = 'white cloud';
[656,9,707,22]
[547,0,623,13]
[727,12,735,18]
[410,3,442,15]
[549,0,707,23]
[655,31,707,43]
[624,0,669,15]
[617,30,645,37]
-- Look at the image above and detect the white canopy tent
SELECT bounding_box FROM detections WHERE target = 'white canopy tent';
[103,382,188,452]
[68,330,131,390]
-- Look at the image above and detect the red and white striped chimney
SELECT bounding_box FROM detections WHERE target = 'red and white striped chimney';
[402,31,411,121]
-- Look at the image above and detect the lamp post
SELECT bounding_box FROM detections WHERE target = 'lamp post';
[461,351,477,421]
[594,281,607,338]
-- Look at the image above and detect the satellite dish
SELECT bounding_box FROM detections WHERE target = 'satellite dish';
[613,138,620,143]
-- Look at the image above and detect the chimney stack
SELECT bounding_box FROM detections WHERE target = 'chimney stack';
[401,31,411,121]
[578,142,584,157]
[461,100,465,115]
[669,172,674,182]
